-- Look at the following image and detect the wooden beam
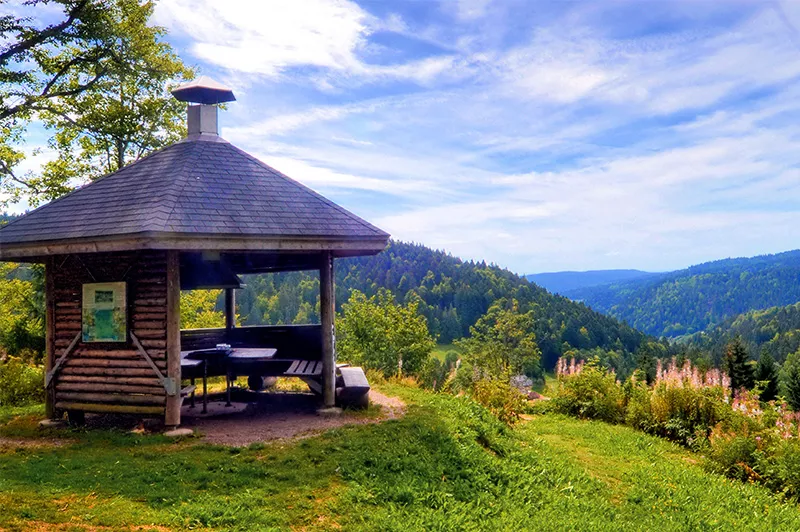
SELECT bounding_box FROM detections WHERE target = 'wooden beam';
[320,251,336,408]
[165,250,182,427]
[54,402,164,415]
[0,233,389,260]
[225,288,235,331]
[45,256,56,419]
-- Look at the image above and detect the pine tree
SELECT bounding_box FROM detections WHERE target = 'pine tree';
[725,336,754,393]
[754,351,779,402]
[782,351,800,411]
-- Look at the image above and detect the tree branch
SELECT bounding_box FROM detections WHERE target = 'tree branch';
[0,0,89,65]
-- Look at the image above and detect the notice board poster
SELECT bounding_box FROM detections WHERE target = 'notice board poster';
[82,282,127,342]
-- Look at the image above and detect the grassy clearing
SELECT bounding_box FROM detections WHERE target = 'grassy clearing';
[1,387,800,530]
[431,343,461,362]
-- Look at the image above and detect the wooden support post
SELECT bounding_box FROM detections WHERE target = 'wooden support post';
[165,250,182,427]
[225,288,235,332]
[320,251,336,408]
[45,257,56,419]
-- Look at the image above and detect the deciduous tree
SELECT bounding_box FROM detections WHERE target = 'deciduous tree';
[337,289,435,378]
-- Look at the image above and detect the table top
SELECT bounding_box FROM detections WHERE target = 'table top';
[227,348,278,361]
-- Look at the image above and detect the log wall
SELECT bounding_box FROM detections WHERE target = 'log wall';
[50,251,169,416]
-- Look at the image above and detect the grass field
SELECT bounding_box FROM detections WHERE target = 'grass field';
[2,386,800,530]
[431,343,461,362]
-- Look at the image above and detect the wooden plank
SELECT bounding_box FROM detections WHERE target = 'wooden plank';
[55,402,164,415]
[46,331,81,387]
[130,332,169,381]
[55,392,166,406]
[287,360,300,374]
[165,250,181,427]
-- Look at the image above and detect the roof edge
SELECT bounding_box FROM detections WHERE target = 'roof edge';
[0,232,390,261]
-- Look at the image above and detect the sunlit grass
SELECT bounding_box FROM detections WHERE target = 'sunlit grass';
[2,386,800,530]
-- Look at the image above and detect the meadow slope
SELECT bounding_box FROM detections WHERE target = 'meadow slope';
[1,387,800,531]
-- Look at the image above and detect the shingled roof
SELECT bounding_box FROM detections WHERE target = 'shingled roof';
[0,136,389,259]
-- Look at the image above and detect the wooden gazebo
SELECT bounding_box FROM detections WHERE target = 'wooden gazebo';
[0,79,389,427]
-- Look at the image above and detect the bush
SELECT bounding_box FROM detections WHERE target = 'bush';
[470,378,527,425]
[0,357,44,406]
[551,361,626,423]
[337,289,435,379]
[628,381,728,446]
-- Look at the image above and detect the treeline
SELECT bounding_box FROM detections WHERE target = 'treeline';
[567,249,800,338]
[685,302,800,366]
[234,241,649,371]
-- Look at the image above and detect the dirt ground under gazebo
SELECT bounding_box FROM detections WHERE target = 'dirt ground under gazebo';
[178,389,405,446]
[1,389,406,449]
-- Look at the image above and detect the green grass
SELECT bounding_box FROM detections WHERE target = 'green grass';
[431,343,461,362]
[2,388,800,530]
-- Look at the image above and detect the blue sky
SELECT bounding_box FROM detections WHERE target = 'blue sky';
[12,0,800,274]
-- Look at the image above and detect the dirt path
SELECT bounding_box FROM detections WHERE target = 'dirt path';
[181,390,405,446]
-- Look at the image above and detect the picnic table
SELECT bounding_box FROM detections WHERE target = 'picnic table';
[181,347,279,412]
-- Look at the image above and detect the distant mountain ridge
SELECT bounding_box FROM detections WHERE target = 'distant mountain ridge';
[526,269,657,294]
[565,249,800,338]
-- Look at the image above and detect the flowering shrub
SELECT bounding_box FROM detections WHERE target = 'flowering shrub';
[551,358,626,423]
[626,359,730,446]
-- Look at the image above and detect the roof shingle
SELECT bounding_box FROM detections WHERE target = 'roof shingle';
[0,137,389,246]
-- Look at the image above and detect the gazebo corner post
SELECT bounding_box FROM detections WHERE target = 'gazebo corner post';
[44,256,56,419]
[165,250,182,428]
[225,288,235,331]
[320,251,336,408]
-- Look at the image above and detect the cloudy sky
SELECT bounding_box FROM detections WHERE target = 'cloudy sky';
[14,0,800,274]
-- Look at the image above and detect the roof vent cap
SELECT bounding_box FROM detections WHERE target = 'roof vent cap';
[171,76,236,104]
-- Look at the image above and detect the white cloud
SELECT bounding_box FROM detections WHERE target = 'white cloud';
[154,0,370,76]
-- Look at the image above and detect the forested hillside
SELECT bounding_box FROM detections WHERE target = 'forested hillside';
[566,250,800,338]
[526,269,656,294]
[234,241,648,370]
[685,302,800,365]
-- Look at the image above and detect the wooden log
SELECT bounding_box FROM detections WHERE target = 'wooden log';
[132,312,166,321]
[140,339,166,349]
[64,358,167,370]
[134,298,166,307]
[132,320,166,330]
[45,257,56,419]
[55,402,164,415]
[58,375,161,387]
[56,302,80,308]
[320,251,335,408]
[57,382,165,395]
[130,329,166,339]
[55,323,81,332]
[55,391,166,406]
[56,309,82,317]
[165,250,182,427]
[73,349,166,360]
[61,367,162,378]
